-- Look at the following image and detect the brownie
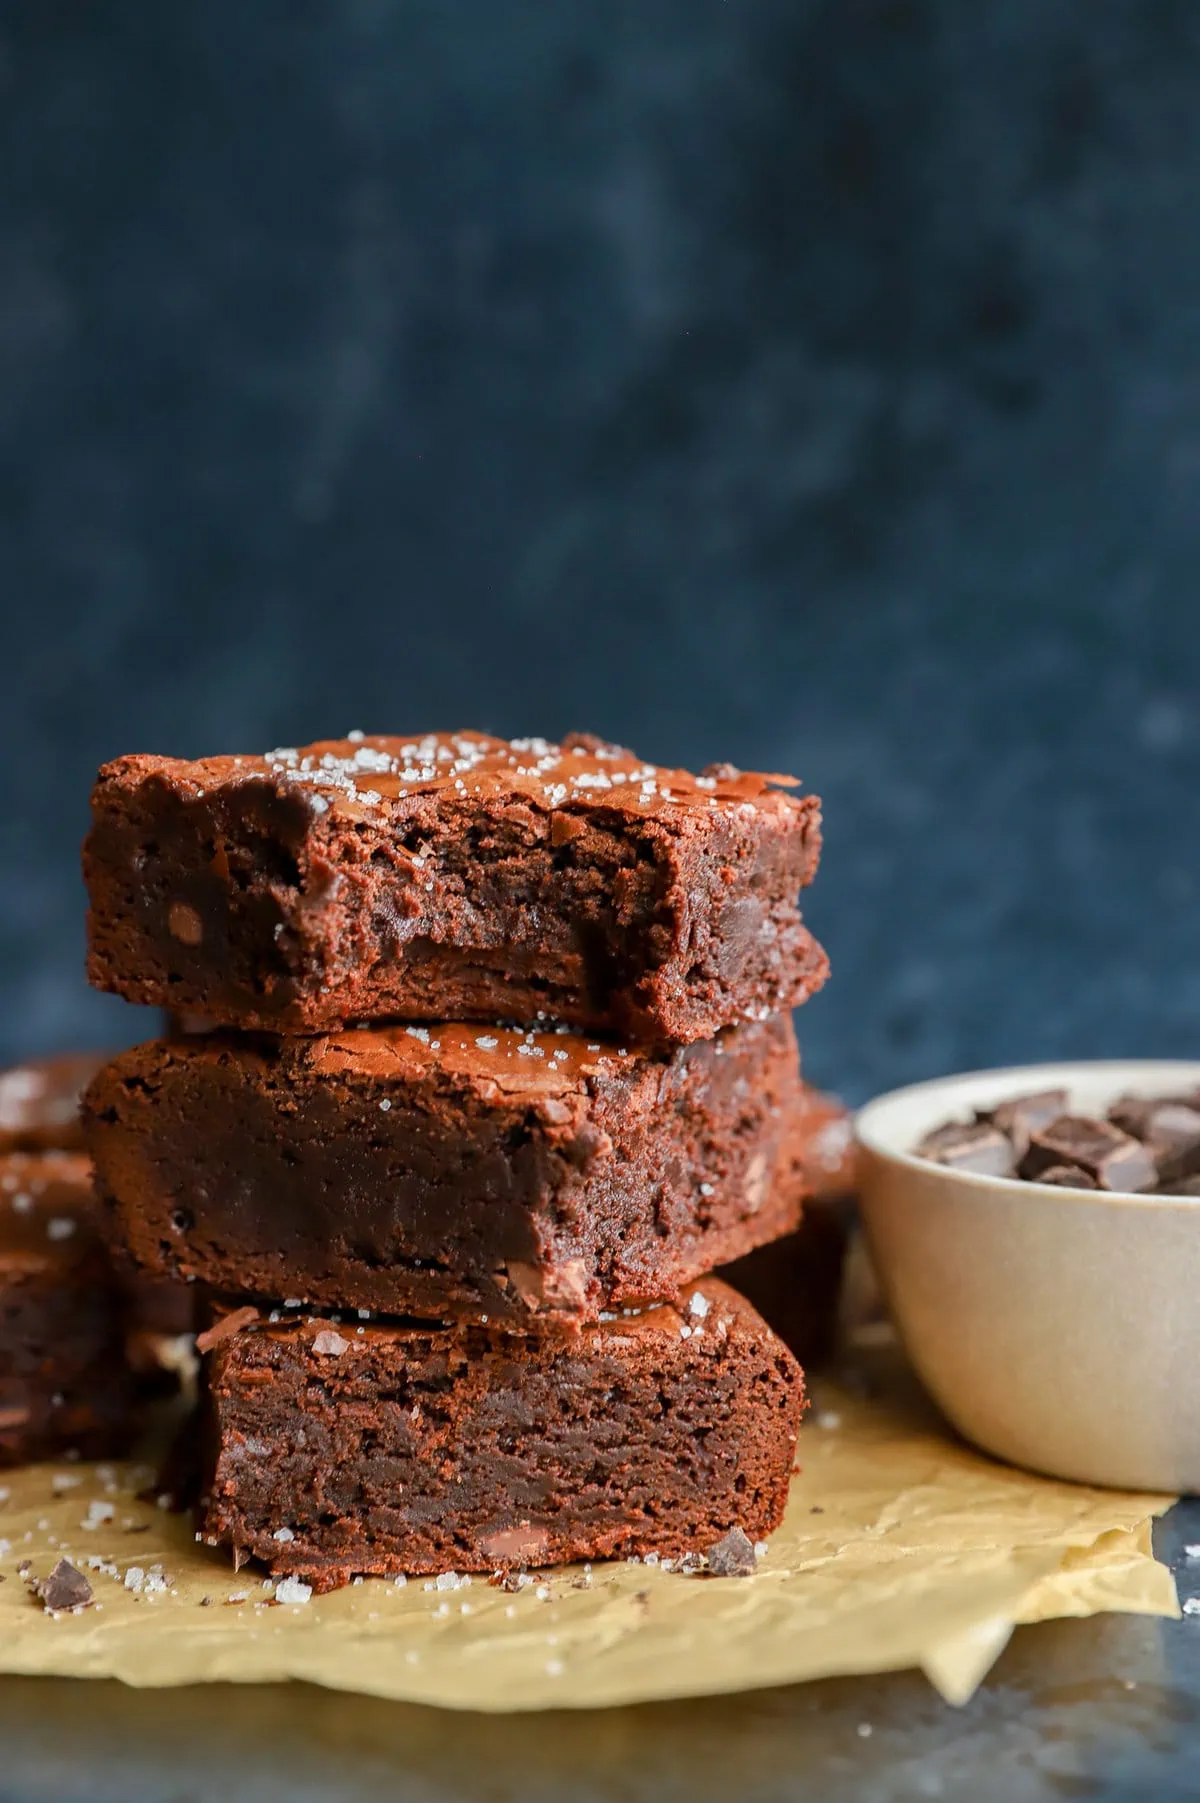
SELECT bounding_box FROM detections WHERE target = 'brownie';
[721,1086,857,1369]
[86,1015,816,1325]
[722,1203,853,1371]
[84,732,826,1041]
[0,1152,133,1464]
[196,1278,804,1589]
[0,1050,191,1345]
[0,1052,108,1154]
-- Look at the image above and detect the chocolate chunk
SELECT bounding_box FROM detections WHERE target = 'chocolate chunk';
[37,1559,93,1615]
[1155,1174,1200,1197]
[979,1089,1069,1158]
[1108,1099,1200,1182]
[1030,1164,1099,1190]
[915,1122,1015,1178]
[706,1527,758,1577]
[1019,1117,1157,1193]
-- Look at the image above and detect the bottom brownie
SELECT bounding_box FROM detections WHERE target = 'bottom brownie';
[1,1151,134,1464]
[197,1279,804,1590]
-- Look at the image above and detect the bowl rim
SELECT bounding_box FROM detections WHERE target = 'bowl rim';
[854,1057,1200,1209]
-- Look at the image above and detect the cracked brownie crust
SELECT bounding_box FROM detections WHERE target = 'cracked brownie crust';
[84,732,826,1041]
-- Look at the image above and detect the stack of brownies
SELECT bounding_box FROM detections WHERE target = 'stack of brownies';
[81,731,831,1591]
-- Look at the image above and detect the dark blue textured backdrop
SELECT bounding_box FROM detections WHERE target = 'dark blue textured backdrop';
[3,0,1200,1096]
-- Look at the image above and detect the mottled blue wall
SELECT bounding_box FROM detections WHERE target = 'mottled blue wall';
[4,1,1200,1096]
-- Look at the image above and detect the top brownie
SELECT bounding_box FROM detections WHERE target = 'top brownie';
[84,732,825,1040]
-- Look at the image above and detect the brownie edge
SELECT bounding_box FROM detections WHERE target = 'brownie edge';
[197,1279,804,1590]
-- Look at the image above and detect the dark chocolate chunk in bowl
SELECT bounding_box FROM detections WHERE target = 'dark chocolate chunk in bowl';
[978,1089,1069,1158]
[1031,1163,1099,1190]
[1108,1097,1200,1184]
[1018,1116,1157,1194]
[914,1121,1015,1178]
[1158,1174,1200,1197]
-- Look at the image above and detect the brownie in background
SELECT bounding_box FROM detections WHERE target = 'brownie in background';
[722,1083,857,1369]
[0,1152,133,1464]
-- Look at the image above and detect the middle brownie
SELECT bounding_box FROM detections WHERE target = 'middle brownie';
[85,1015,811,1325]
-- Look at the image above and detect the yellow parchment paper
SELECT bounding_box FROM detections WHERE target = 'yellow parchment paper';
[0,1346,1177,1711]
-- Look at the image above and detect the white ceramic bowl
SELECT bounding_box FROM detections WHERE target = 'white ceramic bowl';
[856,1060,1200,1492]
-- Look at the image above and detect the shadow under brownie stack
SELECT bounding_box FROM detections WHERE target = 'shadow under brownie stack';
[82,731,829,1591]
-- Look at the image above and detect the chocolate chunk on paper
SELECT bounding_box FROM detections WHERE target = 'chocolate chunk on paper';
[706,1527,757,1577]
[36,1559,93,1615]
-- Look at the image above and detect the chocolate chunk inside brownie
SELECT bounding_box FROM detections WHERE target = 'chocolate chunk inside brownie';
[196,1279,804,1589]
[84,732,826,1041]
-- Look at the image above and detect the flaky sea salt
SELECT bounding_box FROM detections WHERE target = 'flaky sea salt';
[273,1527,295,1543]
[689,1292,710,1318]
[274,1576,312,1605]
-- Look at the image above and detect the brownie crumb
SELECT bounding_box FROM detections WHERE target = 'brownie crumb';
[706,1527,758,1577]
[37,1559,94,1615]
[195,1306,260,1353]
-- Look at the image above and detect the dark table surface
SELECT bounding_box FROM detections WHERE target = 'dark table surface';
[2,1502,1198,1803]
